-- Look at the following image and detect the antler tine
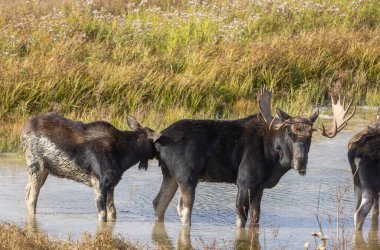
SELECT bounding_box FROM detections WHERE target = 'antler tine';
[258,86,289,131]
[334,97,354,132]
[319,119,338,138]
[258,86,273,125]
[337,98,355,132]
[342,95,346,108]
[319,94,356,138]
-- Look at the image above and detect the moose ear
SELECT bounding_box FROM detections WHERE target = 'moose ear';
[309,107,319,123]
[276,108,292,121]
[127,115,142,130]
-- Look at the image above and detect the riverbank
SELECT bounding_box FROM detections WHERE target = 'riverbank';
[0,222,138,250]
[0,0,379,151]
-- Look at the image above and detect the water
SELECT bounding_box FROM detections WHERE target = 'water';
[0,107,379,249]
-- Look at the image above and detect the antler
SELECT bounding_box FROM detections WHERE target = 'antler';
[319,95,356,138]
[258,86,289,130]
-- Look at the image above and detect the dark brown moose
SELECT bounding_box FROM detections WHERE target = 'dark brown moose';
[21,113,159,221]
[153,86,355,227]
[348,108,380,230]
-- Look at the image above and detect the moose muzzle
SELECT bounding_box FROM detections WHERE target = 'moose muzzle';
[293,142,308,175]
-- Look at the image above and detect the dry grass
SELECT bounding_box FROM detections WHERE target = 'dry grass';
[0,222,137,250]
[0,0,379,151]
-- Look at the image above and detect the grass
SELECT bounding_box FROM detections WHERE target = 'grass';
[0,0,379,152]
[0,222,137,250]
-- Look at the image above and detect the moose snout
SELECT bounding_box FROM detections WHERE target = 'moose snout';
[293,142,308,175]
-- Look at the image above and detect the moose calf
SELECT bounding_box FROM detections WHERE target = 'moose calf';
[348,108,380,230]
[21,113,159,221]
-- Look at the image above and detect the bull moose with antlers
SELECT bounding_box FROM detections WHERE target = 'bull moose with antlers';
[153,86,355,227]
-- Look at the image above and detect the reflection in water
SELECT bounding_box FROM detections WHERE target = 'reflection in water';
[152,222,261,250]
[354,220,380,250]
[235,227,261,250]
[354,229,380,250]
[176,226,192,249]
[26,213,116,237]
[152,222,174,249]
[96,221,115,236]
[26,214,39,234]
[152,222,193,249]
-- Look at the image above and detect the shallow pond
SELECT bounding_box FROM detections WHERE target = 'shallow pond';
[0,107,379,249]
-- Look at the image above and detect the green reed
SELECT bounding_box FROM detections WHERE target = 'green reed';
[0,0,379,151]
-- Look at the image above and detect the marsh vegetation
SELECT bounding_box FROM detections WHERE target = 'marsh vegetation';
[0,222,137,250]
[0,0,379,151]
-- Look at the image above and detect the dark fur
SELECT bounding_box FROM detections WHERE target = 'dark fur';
[153,113,313,227]
[348,119,380,230]
[21,113,157,221]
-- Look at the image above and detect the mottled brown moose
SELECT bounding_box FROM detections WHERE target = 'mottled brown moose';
[21,113,159,221]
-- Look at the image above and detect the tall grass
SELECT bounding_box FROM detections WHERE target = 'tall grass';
[0,0,379,151]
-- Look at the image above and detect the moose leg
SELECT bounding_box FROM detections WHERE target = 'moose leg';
[177,185,192,221]
[106,187,116,220]
[177,190,184,219]
[177,183,196,226]
[249,189,264,228]
[25,163,49,214]
[93,178,108,222]
[153,173,178,221]
[371,195,379,229]
[236,187,249,228]
[355,190,376,230]
[152,221,174,249]
[355,186,362,211]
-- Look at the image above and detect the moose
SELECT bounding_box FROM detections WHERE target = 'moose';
[21,113,159,221]
[348,108,380,230]
[153,86,355,227]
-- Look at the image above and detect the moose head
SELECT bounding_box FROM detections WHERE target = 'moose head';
[258,86,356,175]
